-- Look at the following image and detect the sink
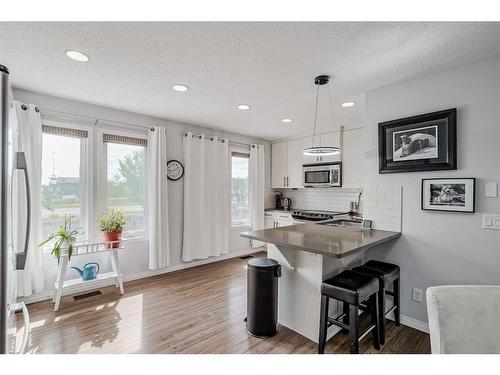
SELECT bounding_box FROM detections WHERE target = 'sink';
[320,219,362,227]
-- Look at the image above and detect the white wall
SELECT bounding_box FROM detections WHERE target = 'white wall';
[362,54,500,324]
[13,88,271,296]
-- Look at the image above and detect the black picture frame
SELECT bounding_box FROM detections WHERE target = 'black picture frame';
[378,108,457,173]
[421,178,475,213]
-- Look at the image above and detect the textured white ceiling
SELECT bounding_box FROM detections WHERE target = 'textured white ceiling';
[1,22,500,140]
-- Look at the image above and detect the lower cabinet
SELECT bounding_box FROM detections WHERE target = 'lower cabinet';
[265,217,275,229]
[265,212,305,228]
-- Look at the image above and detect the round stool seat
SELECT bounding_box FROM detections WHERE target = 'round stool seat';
[321,270,379,305]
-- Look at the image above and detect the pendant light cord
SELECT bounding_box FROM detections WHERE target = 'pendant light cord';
[327,83,336,129]
[312,82,320,148]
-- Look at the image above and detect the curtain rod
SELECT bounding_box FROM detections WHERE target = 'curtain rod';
[182,131,256,148]
[40,108,155,131]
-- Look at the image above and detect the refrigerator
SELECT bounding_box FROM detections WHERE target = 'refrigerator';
[1,64,31,354]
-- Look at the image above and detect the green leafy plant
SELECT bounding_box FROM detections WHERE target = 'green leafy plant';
[98,210,126,233]
[38,215,79,262]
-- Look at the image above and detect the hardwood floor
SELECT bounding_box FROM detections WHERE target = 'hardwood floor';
[18,252,430,354]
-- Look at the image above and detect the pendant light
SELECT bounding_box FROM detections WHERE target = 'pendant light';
[302,75,341,156]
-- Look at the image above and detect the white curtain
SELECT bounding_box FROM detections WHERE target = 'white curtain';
[12,101,44,297]
[147,127,170,269]
[182,133,230,261]
[249,144,265,248]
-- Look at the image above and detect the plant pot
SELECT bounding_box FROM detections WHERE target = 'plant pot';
[103,231,122,249]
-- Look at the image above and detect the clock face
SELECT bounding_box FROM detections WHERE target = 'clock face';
[167,160,184,181]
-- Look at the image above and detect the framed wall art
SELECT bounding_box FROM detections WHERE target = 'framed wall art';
[378,108,457,173]
[421,178,475,213]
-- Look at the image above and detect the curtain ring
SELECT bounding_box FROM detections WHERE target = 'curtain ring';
[150,127,155,131]
[21,104,27,111]
[210,137,214,141]
[35,106,40,113]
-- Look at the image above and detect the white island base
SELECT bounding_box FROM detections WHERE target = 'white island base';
[267,243,366,343]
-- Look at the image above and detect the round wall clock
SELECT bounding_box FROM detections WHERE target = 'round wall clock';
[167,160,184,181]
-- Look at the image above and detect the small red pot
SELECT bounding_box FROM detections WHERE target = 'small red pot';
[103,231,122,249]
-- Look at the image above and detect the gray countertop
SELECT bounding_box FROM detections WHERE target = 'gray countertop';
[240,224,401,258]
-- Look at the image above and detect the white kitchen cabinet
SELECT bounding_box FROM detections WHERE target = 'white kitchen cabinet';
[286,138,303,188]
[265,217,275,229]
[319,131,341,163]
[302,136,318,165]
[301,132,340,164]
[271,141,288,188]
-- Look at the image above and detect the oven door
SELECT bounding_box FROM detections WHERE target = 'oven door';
[302,165,333,187]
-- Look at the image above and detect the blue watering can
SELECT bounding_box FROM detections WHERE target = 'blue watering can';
[71,263,100,281]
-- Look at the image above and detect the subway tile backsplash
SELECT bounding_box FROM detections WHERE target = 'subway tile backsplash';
[363,185,402,232]
[271,185,403,233]
[275,188,363,213]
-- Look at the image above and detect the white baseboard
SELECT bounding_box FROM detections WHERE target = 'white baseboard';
[386,313,429,334]
[399,314,429,334]
[20,247,263,305]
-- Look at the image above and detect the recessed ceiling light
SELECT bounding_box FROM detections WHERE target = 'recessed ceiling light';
[237,104,251,110]
[342,101,355,108]
[65,50,90,62]
[172,84,189,92]
[281,118,292,123]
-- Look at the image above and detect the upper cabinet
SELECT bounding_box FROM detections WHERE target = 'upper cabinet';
[319,132,341,163]
[271,139,303,188]
[286,139,303,188]
[272,131,342,189]
[271,141,288,188]
[271,128,363,190]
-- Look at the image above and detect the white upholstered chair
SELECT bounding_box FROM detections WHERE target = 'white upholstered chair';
[426,285,500,354]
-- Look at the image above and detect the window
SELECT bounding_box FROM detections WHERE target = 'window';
[231,151,250,226]
[41,128,87,240]
[104,135,147,236]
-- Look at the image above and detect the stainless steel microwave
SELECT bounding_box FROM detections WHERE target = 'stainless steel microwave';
[303,162,342,187]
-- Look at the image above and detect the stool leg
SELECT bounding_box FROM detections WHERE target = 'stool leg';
[393,278,400,326]
[318,295,329,354]
[341,301,349,334]
[348,304,359,354]
[378,287,386,345]
[370,294,380,350]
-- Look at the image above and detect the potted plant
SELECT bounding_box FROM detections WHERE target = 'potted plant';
[38,215,79,262]
[99,210,126,249]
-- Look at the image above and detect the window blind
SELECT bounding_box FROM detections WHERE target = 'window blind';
[42,124,88,138]
[103,133,147,147]
[231,151,249,158]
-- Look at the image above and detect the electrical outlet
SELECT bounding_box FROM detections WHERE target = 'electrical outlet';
[412,288,423,303]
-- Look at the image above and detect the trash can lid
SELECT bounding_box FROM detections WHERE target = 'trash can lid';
[248,258,279,270]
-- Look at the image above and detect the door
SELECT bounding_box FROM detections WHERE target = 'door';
[319,132,340,163]
[286,138,303,188]
[271,142,287,188]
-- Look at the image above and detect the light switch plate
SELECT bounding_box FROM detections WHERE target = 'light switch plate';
[485,182,498,198]
[483,214,500,230]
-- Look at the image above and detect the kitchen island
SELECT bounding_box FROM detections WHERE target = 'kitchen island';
[240,223,400,343]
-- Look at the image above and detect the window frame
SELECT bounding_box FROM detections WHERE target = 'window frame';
[230,147,251,229]
[97,128,149,239]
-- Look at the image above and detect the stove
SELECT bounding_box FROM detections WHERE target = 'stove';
[291,209,345,222]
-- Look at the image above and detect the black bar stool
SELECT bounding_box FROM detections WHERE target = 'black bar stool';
[352,260,400,345]
[319,270,380,354]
